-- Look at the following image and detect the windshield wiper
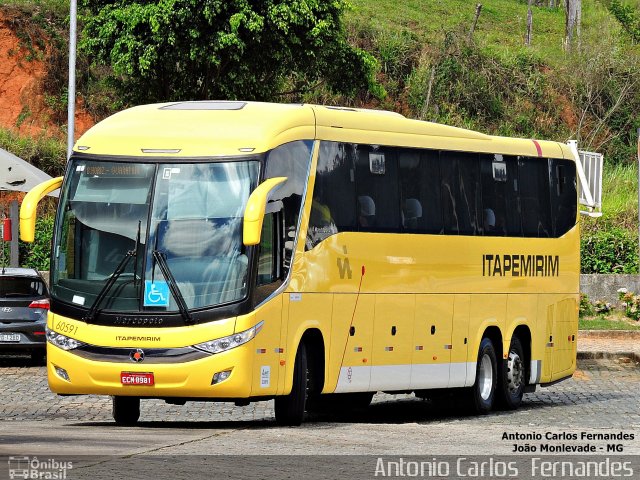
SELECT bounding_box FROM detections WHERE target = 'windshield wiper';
[152,250,193,324]
[83,250,135,321]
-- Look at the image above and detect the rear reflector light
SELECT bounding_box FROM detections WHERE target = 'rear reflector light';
[29,299,50,309]
[34,331,46,335]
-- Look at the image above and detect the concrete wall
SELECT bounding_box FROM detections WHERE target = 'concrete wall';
[580,274,640,304]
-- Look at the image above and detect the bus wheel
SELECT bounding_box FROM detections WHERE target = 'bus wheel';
[112,396,140,426]
[274,343,308,426]
[466,337,497,414]
[497,336,526,410]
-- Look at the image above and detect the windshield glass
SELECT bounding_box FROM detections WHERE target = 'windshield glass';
[51,159,259,313]
[145,162,259,310]
[52,161,154,310]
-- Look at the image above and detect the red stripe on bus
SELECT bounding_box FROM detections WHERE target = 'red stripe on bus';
[532,139,543,157]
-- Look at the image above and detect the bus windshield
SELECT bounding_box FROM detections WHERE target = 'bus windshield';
[51,159,260,314]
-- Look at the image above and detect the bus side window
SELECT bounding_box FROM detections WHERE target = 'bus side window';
[354,145,400,232]
[441,151,481,235]
[253,211,284,305]
[306,142,356,249]
[257,213,278,286]
[549,159,577,237]
[480,154,518,236]
[518,157,552,238]
[263,140,313,271]
[398,148,442,233]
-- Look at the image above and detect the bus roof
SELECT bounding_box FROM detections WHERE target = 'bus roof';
[74,101,570,160]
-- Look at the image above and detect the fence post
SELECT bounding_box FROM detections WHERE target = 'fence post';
[10,200,19,267]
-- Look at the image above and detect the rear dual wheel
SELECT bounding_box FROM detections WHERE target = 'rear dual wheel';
[497,336,526,409]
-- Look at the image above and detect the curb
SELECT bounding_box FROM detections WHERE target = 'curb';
[577,351,640,363]
[578,330,640,339]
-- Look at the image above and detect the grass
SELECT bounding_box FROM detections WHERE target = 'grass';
[579,315,640,330]
[0,128,66,177]
[1,0,68,15]
[345,0,622,67]
[581,161,638,237]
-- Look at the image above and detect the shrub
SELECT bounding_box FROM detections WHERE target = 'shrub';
[579,293,595,317]
[618,288,640,321]
[19,215,54,271]
[581,227,638,273]
[2,215,54,271]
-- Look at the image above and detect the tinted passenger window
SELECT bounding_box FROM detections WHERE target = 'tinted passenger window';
[480,154,521,236]
[518,157,552,237]
[306,142,356,249]
[440,152,481,235]
[550,158,577,236]
[354,146,399,231]
[398,148,443,233]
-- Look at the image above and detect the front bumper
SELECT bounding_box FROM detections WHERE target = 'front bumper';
[47,342,254,398]
[0,322,46,352]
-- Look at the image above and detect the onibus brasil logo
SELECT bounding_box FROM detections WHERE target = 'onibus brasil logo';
[8,456,73,479]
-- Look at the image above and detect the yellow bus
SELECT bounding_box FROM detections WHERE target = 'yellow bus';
[21,101,578,425]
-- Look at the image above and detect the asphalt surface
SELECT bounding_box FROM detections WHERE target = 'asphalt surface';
[1,333,639,480]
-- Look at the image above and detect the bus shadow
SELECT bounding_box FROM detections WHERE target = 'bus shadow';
[67,390,626,429]
[70,419,276,430]
[305,390,625,425]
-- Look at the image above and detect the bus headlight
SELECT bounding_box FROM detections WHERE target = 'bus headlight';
[46,328,85,351]
[194,321,264,355]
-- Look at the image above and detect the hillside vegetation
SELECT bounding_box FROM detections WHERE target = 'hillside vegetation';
[1,0,640,272]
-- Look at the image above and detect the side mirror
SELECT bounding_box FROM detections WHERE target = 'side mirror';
[20,176,63,243]
[243,177,287,246]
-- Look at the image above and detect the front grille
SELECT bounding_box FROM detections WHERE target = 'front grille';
[71,344,209,364]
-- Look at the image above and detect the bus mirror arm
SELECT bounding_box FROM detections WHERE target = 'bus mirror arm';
[19,176,63,243]
[243,177,287,246]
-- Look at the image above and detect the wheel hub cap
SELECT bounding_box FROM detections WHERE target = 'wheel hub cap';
[506,351,524,395]
[478,354,493,401]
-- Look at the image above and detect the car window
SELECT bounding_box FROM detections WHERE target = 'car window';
[0,277,46,297]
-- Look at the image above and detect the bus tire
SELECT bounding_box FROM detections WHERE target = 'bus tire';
[465,337,497,414]
[274,343,308,426]
[112,396,140,426]
[496,336,526,410]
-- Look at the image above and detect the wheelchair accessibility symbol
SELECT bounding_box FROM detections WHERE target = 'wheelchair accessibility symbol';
[144,281,170,307]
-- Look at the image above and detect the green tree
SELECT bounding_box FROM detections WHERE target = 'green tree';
[79,0,383,103]
[609,0,640,44]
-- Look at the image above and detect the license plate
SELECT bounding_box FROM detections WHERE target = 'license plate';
[0,333,20,342]
[120,372,154,386]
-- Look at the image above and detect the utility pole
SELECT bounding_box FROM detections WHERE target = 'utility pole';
[67,0,77,161]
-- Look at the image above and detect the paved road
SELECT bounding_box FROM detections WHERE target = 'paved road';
[1,356,639,479]
[0,356,639,458]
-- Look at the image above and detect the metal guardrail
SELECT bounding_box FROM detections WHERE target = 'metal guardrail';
[568,140,603,217]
